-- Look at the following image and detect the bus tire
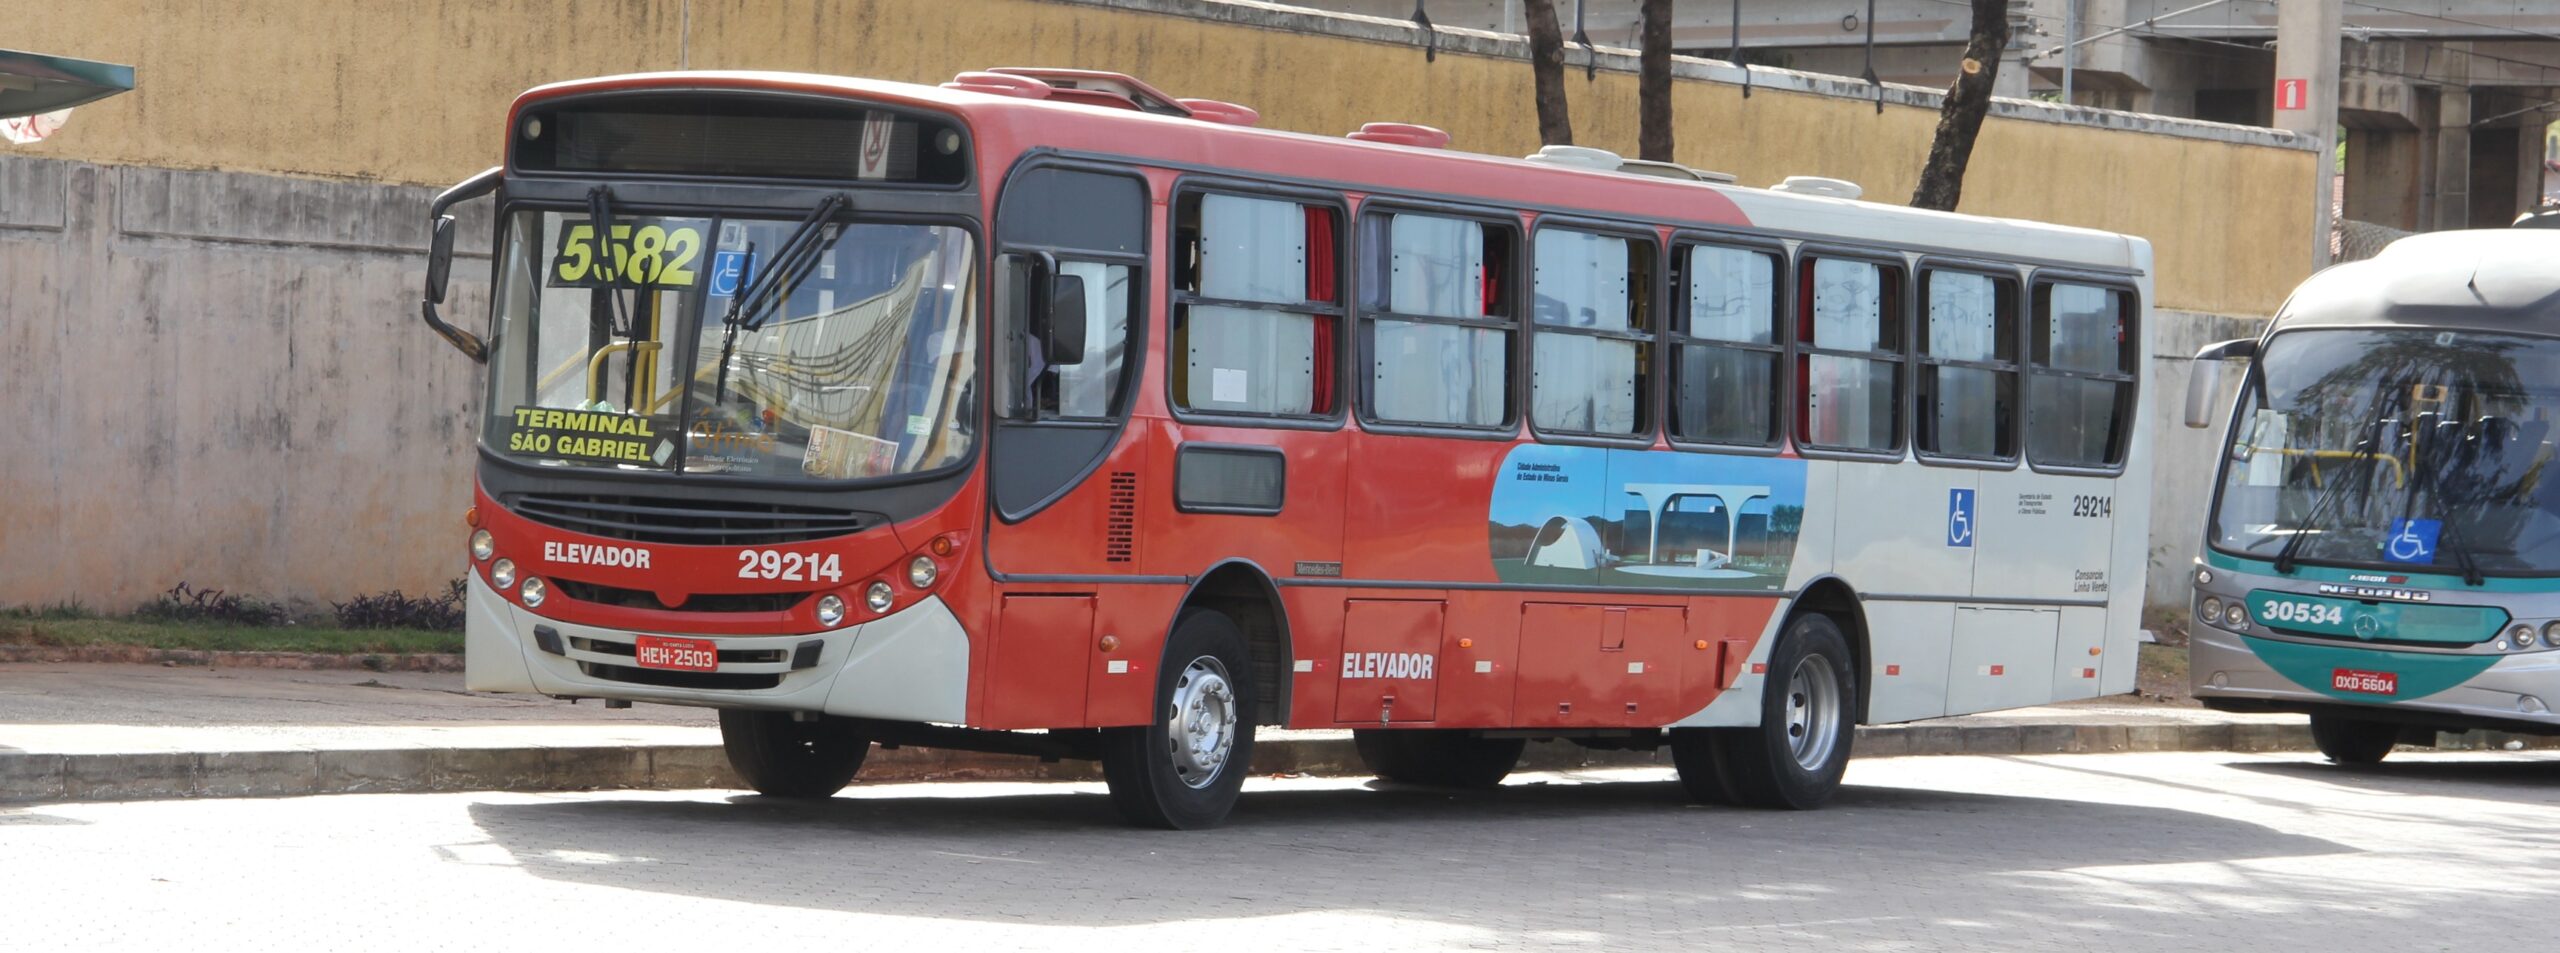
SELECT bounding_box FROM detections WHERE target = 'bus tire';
[718,709,871,799]
[1101,608,1258,829]
[1352,730,1525,789]
[2310,713,2400,765]
[1721,613,1858,810]
[1667,728,1740,805]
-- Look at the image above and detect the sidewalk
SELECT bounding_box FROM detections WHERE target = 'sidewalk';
[0,660,2513,805]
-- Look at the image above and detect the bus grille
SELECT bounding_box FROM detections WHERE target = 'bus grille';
[551,579,811,614]
[505,493,874,546]
[577,661,784,690]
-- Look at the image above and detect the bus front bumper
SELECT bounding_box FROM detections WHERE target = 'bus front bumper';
[2191,624,2560,729]
[463,572,967,723]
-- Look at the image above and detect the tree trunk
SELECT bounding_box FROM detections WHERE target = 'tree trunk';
[1638,0,1673,161]
[1524,0,1573,146]
[1909,0,2011,212]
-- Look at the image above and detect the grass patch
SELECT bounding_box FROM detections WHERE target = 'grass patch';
[0,617,461,655]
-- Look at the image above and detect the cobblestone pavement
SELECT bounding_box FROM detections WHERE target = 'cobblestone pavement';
[5,751,2555,951]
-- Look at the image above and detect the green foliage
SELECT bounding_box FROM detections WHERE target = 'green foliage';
[134,582,292,626]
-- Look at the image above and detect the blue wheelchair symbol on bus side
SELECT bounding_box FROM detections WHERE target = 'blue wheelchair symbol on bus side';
[710,250,754,297]
[1947,488,1975,548]
[2384,518,2440,564]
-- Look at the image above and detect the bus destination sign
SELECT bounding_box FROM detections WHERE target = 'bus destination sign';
[504,407,678,468]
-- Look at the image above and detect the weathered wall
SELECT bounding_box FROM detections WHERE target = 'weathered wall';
[3,0,2310,315]
[0,0,2314,609]
[0,157,489,609]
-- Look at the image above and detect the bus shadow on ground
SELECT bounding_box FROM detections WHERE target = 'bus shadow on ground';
[464,775,2346,934]
[2229,754,2560,794]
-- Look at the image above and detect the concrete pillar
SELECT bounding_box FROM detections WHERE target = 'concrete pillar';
[2274,0,2341,268]
[2434,91,2473,231]
[2343,127,2422,230]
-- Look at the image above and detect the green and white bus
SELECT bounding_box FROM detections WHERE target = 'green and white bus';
[2187,229,2560,762]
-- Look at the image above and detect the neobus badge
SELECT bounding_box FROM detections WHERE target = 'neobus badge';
[2316,583,2431,602]
[543,540,653,569]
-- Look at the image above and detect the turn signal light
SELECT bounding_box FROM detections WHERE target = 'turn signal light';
[929,535,955,557]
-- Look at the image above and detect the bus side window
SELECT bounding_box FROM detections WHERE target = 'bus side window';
[1358,210,1516,429]
[1530,225,1654,437]
[2031,282,2137,468]
[1916,268,2020,462]
[1172,192,1343,417]
[1797,256,1905,453]
[1671,243,1782,447]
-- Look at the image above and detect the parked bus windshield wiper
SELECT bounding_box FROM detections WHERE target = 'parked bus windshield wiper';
[713,193,850,404]
[586,186,642,411]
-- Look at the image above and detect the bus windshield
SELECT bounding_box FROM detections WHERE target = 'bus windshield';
[2210,328,2560,576]
[483,208,978,482]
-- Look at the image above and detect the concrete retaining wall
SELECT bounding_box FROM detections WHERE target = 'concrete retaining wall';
[0,157,489,609]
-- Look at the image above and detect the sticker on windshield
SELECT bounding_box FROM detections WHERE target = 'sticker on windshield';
[709,250,754,297]
[2384,518,2441,564]
[549,220,707,289]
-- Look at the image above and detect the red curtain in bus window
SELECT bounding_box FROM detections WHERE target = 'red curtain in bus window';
[1306,206,1337,413]
[1480,256,1499,315]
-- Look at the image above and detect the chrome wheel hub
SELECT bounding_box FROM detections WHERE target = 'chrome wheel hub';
[1166,656,1237,789]
[1784,653,1843,772]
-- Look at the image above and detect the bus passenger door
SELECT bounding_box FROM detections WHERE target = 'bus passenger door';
[983,165,1152,728]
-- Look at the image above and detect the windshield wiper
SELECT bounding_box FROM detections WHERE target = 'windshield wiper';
[713,193,850,405]
[2272,385,2400,576]
[2403,416,2488,586]
[586,186,645,412]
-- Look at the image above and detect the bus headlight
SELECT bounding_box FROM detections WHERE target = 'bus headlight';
[2543,621,2560,647]
[2223,602,2249,628]
[2511,624,2537,649]
[471,530,494,562]
[815,594,847,627]
[2201,597,2224,623]
[519,577,547,608]
[908,556,938,589]
[865,581,894,615]
[490,558,516,590]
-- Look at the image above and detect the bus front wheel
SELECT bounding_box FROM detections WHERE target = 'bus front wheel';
[2310,713,2402,765]
[1719,613,1858,810]
[1101,608,1259,829]
[1353,729,1525,789]
[718,709,871,798]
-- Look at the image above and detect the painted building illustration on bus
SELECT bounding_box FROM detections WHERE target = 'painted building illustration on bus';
[1487,443,1808,591]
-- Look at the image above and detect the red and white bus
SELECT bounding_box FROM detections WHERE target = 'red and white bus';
[420,68,2154,828]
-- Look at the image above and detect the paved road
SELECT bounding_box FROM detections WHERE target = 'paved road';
[6,751,2555,951]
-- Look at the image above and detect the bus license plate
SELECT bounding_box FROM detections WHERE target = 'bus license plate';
[2332,668,2398,696]
[634,635,718,672]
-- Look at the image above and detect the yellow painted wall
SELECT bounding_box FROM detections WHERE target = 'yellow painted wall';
[3,0,2308,315]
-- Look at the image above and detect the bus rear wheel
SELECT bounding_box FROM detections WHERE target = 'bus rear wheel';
[2310,713,2402,765]
[1353,730,1525,789]
[718,709,871,799]
[1719,613,1858,810]
[1101,608,1258,829]
[1667,728,1740,805]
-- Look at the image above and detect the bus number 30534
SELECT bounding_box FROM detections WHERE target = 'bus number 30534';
[738,549,844,583]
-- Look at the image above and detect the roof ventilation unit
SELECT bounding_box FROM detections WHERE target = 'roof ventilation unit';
[1615,159,1738,184]
[1771,175,1863,200]
[1347,122,1451,148]
[1178,99,1261,127]
[981,67,1194,116]
[943,71,1053,99]
[1523,144,1623,172]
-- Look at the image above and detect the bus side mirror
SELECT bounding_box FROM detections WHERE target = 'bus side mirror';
[421,166,501,363]
[2184,338,2258,429]
[1042,272,1088,367]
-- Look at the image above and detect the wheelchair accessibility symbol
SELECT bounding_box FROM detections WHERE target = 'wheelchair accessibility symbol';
[1947,489,1976,548]
[2384,518,2440,565]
